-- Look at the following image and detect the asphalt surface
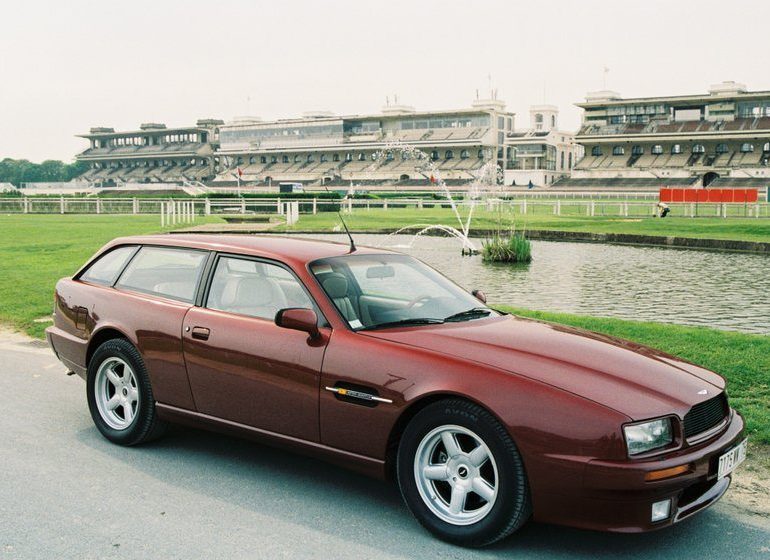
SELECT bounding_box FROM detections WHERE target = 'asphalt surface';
[1,334,768,559]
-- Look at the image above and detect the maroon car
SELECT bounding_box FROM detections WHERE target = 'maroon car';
[46,234,747,547]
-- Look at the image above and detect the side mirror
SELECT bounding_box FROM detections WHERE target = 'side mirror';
[275,308,320,339]
[472,289,487,304]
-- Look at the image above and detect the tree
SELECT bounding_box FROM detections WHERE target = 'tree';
[0,158,88,186]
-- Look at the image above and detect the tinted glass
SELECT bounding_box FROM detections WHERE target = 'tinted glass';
[311,254,495,330]
[116,246,206,302]
[80,246,136,286]
[206,257,313,320]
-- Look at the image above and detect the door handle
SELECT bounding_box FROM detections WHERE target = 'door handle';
[191,326,210,340]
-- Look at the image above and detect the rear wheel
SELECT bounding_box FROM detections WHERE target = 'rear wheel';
[87,338,166,445]
[397,399,531,547]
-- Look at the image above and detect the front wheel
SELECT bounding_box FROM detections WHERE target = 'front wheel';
[86,338,166,446]
[397,399,531,547]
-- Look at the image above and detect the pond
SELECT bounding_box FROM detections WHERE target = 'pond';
[296,233,770,335]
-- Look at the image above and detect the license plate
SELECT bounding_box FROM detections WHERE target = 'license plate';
[717,439,747,480]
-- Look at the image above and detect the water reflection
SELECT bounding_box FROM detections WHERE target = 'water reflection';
[298,234,770,335]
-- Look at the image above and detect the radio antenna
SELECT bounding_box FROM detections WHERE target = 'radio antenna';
[321,180,356,253]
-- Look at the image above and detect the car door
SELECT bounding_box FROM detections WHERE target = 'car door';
[182,254,329,442]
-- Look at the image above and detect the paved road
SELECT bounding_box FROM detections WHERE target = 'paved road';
[1,335,768,560]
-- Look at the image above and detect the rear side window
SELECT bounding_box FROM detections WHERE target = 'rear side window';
[80,246,137,286]
[116,246,207,302]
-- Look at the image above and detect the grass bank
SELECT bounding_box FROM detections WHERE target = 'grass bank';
[498,307,770,446]
[277,208,770,243]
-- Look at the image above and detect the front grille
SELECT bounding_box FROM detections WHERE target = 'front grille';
[683,393,729,439]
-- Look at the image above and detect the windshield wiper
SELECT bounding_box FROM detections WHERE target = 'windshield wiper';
[360,318,445,331]
[444,307,492,322]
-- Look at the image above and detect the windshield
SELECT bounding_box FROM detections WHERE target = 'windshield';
[310,253,497,330]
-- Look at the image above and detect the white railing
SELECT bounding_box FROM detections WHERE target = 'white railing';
[0,196,768,219]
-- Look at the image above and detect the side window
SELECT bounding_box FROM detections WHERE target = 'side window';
[206,256,313,320]
[116,246,207,302]
[80,246,137,286]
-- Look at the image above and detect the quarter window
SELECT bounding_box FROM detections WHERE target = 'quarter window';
[591,146,603,156]
[671,144,682,154]
[206,257,313,320]
[80,246,137,286]
[740,143,755,153]
[116,247,207,302]
[612,146,625,156]
[651,145,663,155]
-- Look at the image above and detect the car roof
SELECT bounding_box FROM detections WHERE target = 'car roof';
[105,233,397,265]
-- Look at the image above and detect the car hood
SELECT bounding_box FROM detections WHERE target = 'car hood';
[362,315,725,420]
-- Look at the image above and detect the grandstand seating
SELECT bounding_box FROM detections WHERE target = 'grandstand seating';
[757,117,770,130]
[553,177,698,189]
[723,118,752,131]
[710,176,770,187]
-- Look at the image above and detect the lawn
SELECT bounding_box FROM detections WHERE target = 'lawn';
[0,214,767,449]
[278,208,770,243]
[0,214,222,338]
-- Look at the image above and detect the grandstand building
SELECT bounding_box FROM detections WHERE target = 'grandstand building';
[504,105,581,187]
[75,120,224,186]
[565,81,770,189]
[213,95,515,189]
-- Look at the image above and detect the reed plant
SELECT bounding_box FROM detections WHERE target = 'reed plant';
[481,231,532,263]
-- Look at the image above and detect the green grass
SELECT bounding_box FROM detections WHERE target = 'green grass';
[0,214,223,338]
[497,307,770,446]
[277,208,770,243]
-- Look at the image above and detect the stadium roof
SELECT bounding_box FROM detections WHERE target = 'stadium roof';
[577,87,770,109]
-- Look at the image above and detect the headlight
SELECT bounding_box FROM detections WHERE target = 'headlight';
[624,418,673,455]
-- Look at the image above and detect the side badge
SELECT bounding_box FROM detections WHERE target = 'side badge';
[325,386,393,404]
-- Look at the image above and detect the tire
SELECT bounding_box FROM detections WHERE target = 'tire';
[86,338,167,446]
[397,399,531,547]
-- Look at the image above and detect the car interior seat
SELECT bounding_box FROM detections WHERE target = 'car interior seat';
[319,272,359,323]
[220,276,288,319]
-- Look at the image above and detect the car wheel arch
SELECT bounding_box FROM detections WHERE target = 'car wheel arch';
[86,327,133,368]
[384,392,513,481]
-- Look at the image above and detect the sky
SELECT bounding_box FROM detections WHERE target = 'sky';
[2,0,770,162]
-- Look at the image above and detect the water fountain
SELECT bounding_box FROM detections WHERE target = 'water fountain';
[367,141,502,254]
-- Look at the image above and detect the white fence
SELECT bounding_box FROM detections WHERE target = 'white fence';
[0,196,769,219]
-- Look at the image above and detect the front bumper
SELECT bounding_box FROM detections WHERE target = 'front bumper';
[532,409,745,532]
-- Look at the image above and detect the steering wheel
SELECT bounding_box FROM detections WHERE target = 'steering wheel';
[405,294,433,309]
